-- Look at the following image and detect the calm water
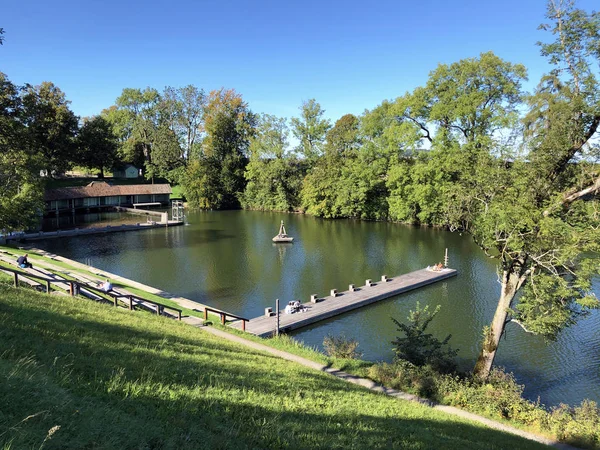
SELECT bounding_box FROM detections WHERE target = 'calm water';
[34,210,600,407]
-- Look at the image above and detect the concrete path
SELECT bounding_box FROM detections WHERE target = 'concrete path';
[201,326,576,450]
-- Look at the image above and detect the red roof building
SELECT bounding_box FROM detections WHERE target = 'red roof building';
[44,182,172,213]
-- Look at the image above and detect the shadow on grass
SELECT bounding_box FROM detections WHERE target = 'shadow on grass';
[0,291,551,450]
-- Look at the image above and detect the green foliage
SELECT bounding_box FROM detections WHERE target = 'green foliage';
[146,124,185,183]
[21,81,79,176]
[322,334,362,360]
[184,89,255,209]
[161,85,206,162]
[290,99,331,163]
[0,72,44,232]
[549,400,600,448]
[325,114,360,157]
[241,114,303,211]
[367,361,600,448]
[76,115,119,178]
[391,303,458,374]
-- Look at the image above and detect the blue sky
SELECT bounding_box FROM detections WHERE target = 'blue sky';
[2,0,598,122]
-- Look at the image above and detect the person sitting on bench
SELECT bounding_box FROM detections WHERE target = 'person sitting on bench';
[16,254,32,269]
[98,279,113,292]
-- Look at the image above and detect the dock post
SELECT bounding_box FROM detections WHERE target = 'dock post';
[349,284,355,292]
[275,298,280,337]
[381,275,388,282]
[444,248,449,267]
[330,289,337,297]
[366,279,372,287]
[204,308,208,320]
[128,296,133,310]
[69,282,74,296]
[310,294,318,303]
[13,272,18,288]
[46,280,51,293]
[242,320,246,331]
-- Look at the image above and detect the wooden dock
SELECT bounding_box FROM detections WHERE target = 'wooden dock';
[235,268,457,337]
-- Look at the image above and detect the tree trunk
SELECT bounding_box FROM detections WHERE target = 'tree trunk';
[99,167,104,179]
[473,269,521,380]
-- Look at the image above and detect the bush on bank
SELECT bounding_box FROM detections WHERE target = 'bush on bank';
[367,360,600,449]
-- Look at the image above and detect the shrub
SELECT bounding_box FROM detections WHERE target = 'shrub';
[367,360,441,400]
[549,400,600,448]
[390,303,458,374]
[366,361,600,449]
[322,334,362,359]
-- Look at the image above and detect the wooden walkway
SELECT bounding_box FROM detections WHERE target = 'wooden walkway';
[235,268,457,337]
[4,220,183,243]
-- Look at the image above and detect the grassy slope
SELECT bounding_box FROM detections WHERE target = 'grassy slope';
[0,284,549,450]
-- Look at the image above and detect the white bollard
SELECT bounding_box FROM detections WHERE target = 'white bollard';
[366,279,372,287]
[310,294,319,303]
[330,289,338,297]
[349,284,356,292]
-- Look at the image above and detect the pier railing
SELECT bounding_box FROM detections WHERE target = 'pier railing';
[3,266,182,321]
[203,306,249,331]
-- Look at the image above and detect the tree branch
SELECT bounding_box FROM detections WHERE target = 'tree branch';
[550,115,600,180]
[400,115,433,143]
[543,175,600,216]
[507,319,536,334]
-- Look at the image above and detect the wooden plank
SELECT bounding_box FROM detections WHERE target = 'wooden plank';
[0,269,41,289]
[236,268,457,337]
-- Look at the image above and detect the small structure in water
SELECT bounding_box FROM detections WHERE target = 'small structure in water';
[273,220,293,243]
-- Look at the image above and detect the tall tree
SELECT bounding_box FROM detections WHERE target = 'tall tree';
[21,82,79,176]
[183,88,256,209]
[324,114,360,157]
[471,0,600,379]
[146,124,185,183]
[112,87,161,175]
[242,114,303,211]
[290,99,331,163]
[161,85,206,162]
[76,116,118,178]
[0,72,43,231]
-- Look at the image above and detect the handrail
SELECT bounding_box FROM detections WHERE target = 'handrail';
[2,266,182,321]
[204,306,249,331]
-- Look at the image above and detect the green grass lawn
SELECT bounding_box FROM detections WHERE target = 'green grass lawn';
[170,184,184,199]
[0,283,550,449]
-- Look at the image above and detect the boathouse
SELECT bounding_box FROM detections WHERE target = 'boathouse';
[44,182,172,215]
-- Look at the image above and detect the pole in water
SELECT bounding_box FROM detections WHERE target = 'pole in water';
[275,298,280,337]
[444,248,449,267]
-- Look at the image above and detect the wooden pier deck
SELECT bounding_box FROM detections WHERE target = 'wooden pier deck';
[236,268,457,337]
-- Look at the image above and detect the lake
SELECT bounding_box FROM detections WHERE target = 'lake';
[34,209,600,407]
